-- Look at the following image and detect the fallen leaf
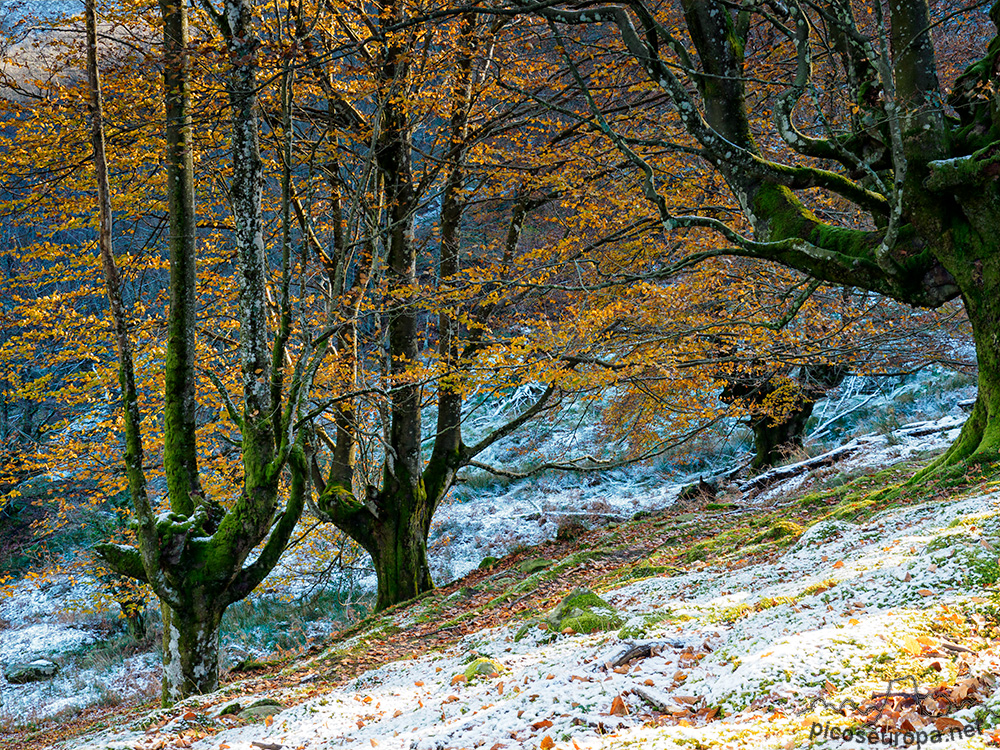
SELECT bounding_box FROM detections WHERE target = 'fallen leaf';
[532,719,553,730]
[393,709,403,718]
[540,736,555,750]
[265,715,273,728]
[902,635,924,655]
[370,740,378,748]
[833,560,845,569]
[451,674,467,686]
[935,717,964,731]
[443,696,459,704]
[848,618,860,625]
[643,679,655,686]
[610,695,629,716]
[182,712,197,721]
[415,681,424,687]
[916,588,935,596]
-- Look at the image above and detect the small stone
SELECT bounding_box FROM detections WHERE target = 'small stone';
[463,657,505,681]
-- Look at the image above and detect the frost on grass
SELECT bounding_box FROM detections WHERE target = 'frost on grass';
[63,478,1000,750]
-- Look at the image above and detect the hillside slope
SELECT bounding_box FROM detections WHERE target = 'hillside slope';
[9,415,1000,750]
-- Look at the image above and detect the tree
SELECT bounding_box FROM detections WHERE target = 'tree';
[82,0,318,703]
[522,0,998,479]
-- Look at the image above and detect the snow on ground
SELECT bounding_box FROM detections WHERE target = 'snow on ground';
[0,576,160,722]
[64,436,1000,750]
[744,415,966,505]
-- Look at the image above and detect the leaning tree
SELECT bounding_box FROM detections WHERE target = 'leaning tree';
[520,0,999,476]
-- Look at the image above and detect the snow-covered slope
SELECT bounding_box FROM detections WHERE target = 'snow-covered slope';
[50,415,1000,750]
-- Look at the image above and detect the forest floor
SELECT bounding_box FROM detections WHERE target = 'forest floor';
[7,416,1000,750]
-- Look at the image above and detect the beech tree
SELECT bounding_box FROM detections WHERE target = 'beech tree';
[84,0,319,703]
[522,0,998,478]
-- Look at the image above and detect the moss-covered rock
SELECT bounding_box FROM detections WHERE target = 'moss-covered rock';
[514,588,622,642]
[239,698,284,721]
[216,700,242,717]
[478,556,500,570]
[4,659,58,684]
[518,558,551,574]
[462,657,504,681]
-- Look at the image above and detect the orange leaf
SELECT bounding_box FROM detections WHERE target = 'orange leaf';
[610,695,629,716]
[935,717,965,730]
[532,719,554,730]
[832,560,845,569]
[540,736,555,750]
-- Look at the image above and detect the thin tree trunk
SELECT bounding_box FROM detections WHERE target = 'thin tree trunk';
[159,0,201,514]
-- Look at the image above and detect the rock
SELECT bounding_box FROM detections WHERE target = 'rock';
[4,659,59,684]
[239,699,284,721]
[478,556,499,570]
[514,588,622,642]
[462,657,504,681]
[518,558,551,575]
[216,700,242,717]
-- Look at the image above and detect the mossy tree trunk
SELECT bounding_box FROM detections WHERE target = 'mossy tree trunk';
[723,365,847,471]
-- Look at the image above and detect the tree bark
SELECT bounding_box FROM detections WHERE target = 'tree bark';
[369,502,434,611]
[160,602,222,702]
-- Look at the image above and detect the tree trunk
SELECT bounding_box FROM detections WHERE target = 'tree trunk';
[160,602,221,704]
[370,505,433,611]
[749,403,814,472]
[919,288,1000,475]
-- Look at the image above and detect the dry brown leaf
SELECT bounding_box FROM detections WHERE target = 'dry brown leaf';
[933,716,965,731]
[532,719,553,730]
[182,711,197,721]
[644,679,655,686]
[498,681,504,695]
[451,674,467,685]
[610,695,629,716]
[916,588,935,596]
